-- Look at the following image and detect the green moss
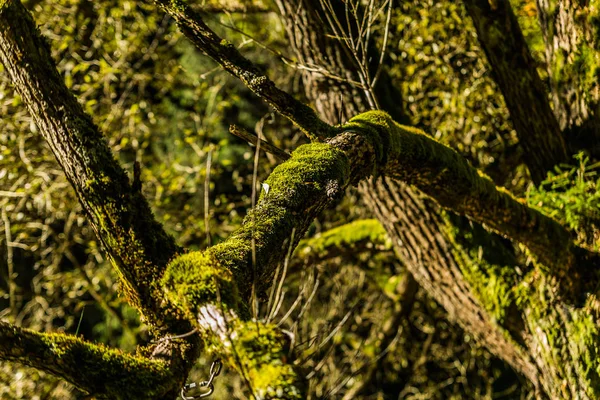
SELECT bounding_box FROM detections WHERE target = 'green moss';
[514,276,600,398]
[263,142,348,202]
[208,142,349,300]
[567,308,600,398]
[443,213,519,323]
[162,251,240,318]
[1,324,175,399]
[345,111,579,276]
[296,219,390,255]
[202,320,302,399]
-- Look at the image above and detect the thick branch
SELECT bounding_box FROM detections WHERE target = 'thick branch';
[345,111,597,277]
[152,0,335,141]
[159,132,381,398]
[273,1,540,388]
[161,255,304,399]
[463,0,568,184]
[0,0,186,331]
[0,321,175,399]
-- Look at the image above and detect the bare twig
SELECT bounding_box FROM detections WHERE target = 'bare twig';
[229,125,291,161]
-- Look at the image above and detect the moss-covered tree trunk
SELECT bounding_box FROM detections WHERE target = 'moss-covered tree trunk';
[275,1,600,398]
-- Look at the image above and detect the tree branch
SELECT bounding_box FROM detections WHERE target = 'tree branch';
[158,127,386,397]
[0,0,185,332]
[152,0,336,141]
[229,124,291,161]
[0,321,175,399]
[345,111,598,279]
[462,0,568,184]
[294,219,391,265]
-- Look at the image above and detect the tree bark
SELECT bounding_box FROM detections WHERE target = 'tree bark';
[463,0,568,184]
[535,0,600,157]
[0,322,176,399]
[274,0,542,391]
[4,0,600,398]
[0,0,184,331]
[274,2,600,398]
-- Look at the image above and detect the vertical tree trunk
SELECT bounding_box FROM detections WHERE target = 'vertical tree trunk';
[535,0,600,155]
[274,0,540,391]
[463,0,568,183]
[275,2,600,398]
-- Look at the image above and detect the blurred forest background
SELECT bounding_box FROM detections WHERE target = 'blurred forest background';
[1,0,598,398]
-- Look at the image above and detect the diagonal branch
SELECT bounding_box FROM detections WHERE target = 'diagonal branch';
[345,111,598,279]
[0,0,184,331]
[153,0,336,141]
[462,0,568,184]
[153,0,596,287]
[0,321,175,399]
[196,0,269,13]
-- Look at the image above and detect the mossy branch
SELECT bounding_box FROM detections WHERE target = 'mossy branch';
[0,321,176,399]
[344,111,599,278]
[294,219,392,273]
[152,0,336,141]
[160,135,381,398]
[0,0,185,331]
[161,252,305,398]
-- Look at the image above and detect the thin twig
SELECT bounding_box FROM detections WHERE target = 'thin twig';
[229,125,291,161]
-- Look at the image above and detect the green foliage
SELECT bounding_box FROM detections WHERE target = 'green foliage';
[296,219,390,256]
[528,153,600,248]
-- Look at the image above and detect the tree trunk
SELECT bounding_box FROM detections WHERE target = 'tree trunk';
[535,0,600,157]
[463,0,568,183]
[275,1,600,398]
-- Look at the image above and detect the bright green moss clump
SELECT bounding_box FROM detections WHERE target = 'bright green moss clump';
[201,319,302,400]
[162,251,240,318]
[296,219,390,256]
[208,142,350,300]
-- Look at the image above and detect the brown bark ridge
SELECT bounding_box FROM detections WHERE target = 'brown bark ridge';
[275,2,600,398]
[535,0,600,157]
[463,0,568,184]
[274,0,542,391]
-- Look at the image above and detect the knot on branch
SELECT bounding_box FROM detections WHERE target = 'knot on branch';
[344,111,392,159]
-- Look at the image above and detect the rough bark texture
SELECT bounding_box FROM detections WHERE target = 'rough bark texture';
[463,0,568,183]
[535,0,600,157]
[4,0,600,398]
[274,0,542,391]
[0,0,184,330]
[275,1,600,398]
